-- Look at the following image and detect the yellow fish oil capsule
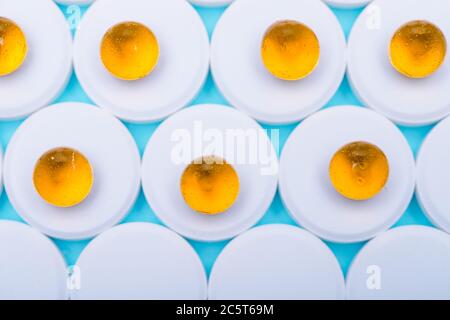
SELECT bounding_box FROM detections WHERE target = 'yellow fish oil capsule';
[329,142,389,201]
[33,147,94,208]
[100,21,159,81]
[0,17,27,76]
[261,20,320,81]
[389,20,447,78]
[180,156,240,215]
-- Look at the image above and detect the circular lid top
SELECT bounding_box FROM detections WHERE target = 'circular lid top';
[348,0,450,126]
[210,0,346,124]
[209,224,345,300]
[142,104,278,242]
[73,0,209,123]
[416,115,450,234]
[71,223,207,300]
[347,226,450,300]
[0,220,67,300]
[279,106,415,243]
[0,0,72,120]
[3,103,141,240]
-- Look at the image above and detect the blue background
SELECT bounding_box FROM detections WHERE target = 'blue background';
[0,3,435,277]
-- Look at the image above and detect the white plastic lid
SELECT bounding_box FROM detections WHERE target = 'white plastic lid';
[348,0,450,126]
[142,104,279,242]
[347,226,450,300]
[70,223,207,300]
[279,106,415,243]
[4,103,141,240]
[416,115,450,234]
[211,0,347,124]
[209,224,345,300]
[0,221,67,300]
[73,0,210,123]
[0,0,72,120]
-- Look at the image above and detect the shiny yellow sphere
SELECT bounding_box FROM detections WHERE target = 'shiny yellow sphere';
[33,148,94,208]
[0,17,27,77]
[180,156,240,215]
[329,142,389,201]
[389,20,447,78]
[100,21,159,81]
[261,20,320,81]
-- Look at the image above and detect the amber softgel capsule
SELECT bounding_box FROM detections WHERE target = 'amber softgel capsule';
[329,141,389,201]
[389,20,447,78]
[33,147,94,208]
[100,21,159,81]
[0,17,27,76]
[261,20,320,81]
[180,156,240,215]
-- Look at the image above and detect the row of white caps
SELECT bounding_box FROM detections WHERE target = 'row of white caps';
[0,102,450,245]
[1,220,450,300]
[3,0,449,126]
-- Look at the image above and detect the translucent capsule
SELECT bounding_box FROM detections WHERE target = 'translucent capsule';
[0,17,27,77]
[261,20,320,81]
[329,142,389,201]
[100,21,159,81]
[33,148,94,208]
[389,20,447,78]
[180,156,240,215]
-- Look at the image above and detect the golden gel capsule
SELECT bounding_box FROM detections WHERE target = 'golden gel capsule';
[389,20,447,78]
[329,142,389,201]
[0,17,27,76]
[261,20,320,81]
[33,148,94,208]
[180,156,240,215]
[100,21,159,81]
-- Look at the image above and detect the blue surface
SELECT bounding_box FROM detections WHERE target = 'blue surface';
[0,4,435,277]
